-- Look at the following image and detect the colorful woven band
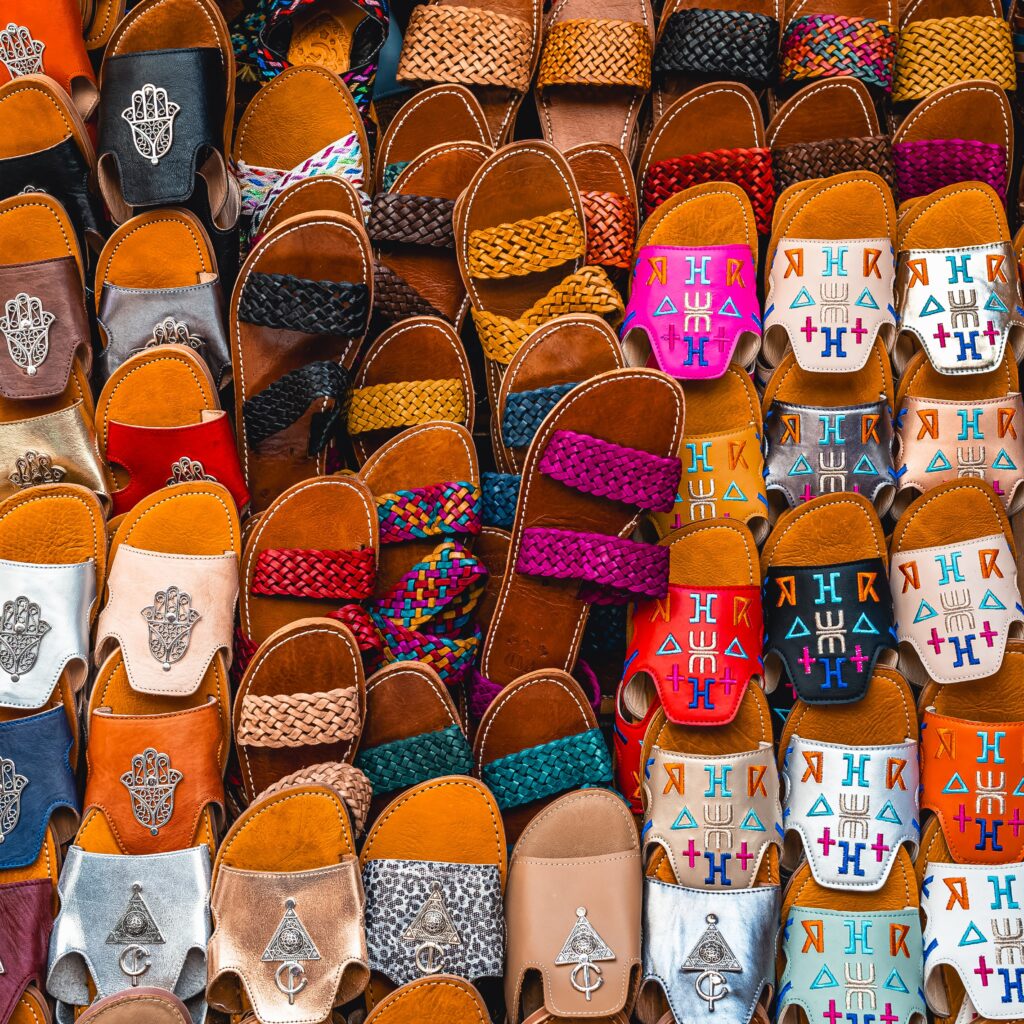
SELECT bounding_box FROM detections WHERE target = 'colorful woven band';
[893,16,1015,102]
[481,472,520,528]
[382,161,411,191]
[256,761,372,833]
[355,724,474,794]
[239,272,370,336]
[780,14,895,91]
[368,193,456,249]
[772,135,895,194]
[643,148,774,233]
[251,546,376,599]
[236,686,361,748]
[481,728,613,809]
[893,138,1007,203]
[581,190,636,270]
[376,481,482,545]
[467,208,586,279]
[502,383,577,447]
[373,261,446,325]
[539,429,681,512]
[654,9,779,85]
[537,18,652,89]
[348,379,466,435]
[468,662,602,719]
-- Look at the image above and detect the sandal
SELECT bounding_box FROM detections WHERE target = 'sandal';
[364,976,490,1024]
[78,990,192,1024]
[255,175,365,237]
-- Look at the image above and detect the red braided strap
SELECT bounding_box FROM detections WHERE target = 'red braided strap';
[251,547,376,599]
[328,603,385,654]
[581,190,636,270]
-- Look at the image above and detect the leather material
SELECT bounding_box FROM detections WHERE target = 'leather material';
[613,692,655,815]
[0,878,52,1024]
[0,706,77,869]
[890,534,1023,684]
[764,559,895,703]
[47,845,212,1024]
[95,545,238,697]
[97,280,231,388]
[896,243,1024,376]
[765,239,895,373]
[0,556,95,708]
[625,583,763,725]
[764,400,894,508]
[642,742,782,888]
[921,860,1024,1020]
[642,878,778,1024]
[208,861,367,1024]
[781,735,919,891]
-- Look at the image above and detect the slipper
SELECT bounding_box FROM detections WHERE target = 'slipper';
[638,84,774,233]
[762,338,896,517]
[84,0,126,54]
[890,477,1023,687]
[94,209,231,390]
[359,776,506,1007]
[255,176,365,241]
[0,887,53,1024]
[207,784,368,1023]
[504,789,642,1022]
[892,80,1013,205]
[349,316,474,465]
[893,347,1024,517]
[95,346,249,518]
[621,182,762,380]
[364,975,490,1024]
[894,182,1024,377]
[78,989,192,1024]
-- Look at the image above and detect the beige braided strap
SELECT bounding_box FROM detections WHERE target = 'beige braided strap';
[538,19,652,89]
[397,5,534,91]
[348,379,466,434]
[473,265,625,364]
[893,16,1015,102]
[467,208,586,279]
[236,687,361,748]
[256,761,373,833]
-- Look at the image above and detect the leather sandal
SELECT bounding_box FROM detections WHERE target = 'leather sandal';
[364,975,491,1024]
[78,989,192,1024]
[889,477,1023,687]
[256,175,365,238]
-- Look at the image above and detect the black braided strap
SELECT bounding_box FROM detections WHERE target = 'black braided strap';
[242,361,352,453]
[368,194,457,249]
[372,261,447,324]
[238,272,370,337]
[655,9,780,86]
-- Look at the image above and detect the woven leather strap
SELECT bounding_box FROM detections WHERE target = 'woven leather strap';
[654,9,779,85]
[356,723,474,794]
[368,193,456,248]
[503,382,577,447]
[238,272,370,337]
[397,4,533,90]
[349,379,466,434]
[893,16,1015,102]
[893,138,1007,203]
[581,190,635,270]
[376,481,482,544]
[237,686,362,748]
[372,261,446,324]
[382,161,411,191]
[467,208,586,279]
[481,471,520,528]
[257,761,372,833]
[772,135,894,194]
[251,546,376,599]
[780,14,896,90]
[537,18,652,89]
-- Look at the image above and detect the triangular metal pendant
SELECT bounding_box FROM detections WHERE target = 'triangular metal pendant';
[682,913,742,972]
[262,899,321,962]
[554,906,615,1000]
[106,883,165,945]
[402,881,462,947]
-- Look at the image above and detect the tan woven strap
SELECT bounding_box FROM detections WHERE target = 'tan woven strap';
[348,379,466,434]
[237,687,361,748]
[397,4,534,91]
[467,208,586,279]
[538,18,652,89]
[473,265,625,364]
[256,761,373,834]
[893,16,1015,102]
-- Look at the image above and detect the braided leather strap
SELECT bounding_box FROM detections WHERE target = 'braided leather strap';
[368,193,456,248]
[356,724,474,794]
[654,9,779,85]
[582,600,627,658]
[642,148,774,233]
[251,546,376,599]
[537,19,652,89]
[473,265,625,364]
[242,361,351,452]
[239,272,370,337]
[772,135,894,193]
[780,14,895,90]
[328,603,384,653]
[349,379,466,434]
[377,481,482,544]
[893,17,1015,102]
[397,4,533,90]
[237,687,362,748]
[503,382,577,447]
[540,429,681,511]
[581,190,635,270]
[482,728,613,809]
[373,261,447,324]
[382,161,411,191]
[481,471,520,528]
[893,138,1007,203]
[256,761,373,833]
[467,208,586,279]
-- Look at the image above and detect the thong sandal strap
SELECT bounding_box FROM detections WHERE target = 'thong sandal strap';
[251,546,376,600]
[236,687,362,747]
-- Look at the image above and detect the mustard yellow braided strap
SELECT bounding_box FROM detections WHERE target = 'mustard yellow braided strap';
[348,379,466,434]
[538,19,653,89]
[467,208,586,279]
[473,265,625,364]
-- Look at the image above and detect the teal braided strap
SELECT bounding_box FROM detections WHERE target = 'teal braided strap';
[481,471,519,528]
[356,723,473,793]
[482,728,612,809]
[383,161,412,190]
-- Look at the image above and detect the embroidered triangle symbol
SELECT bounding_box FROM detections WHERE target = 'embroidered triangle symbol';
[810,965,840,990]
[740,809,766,831]
[927,451,953,473]
[671,807,698,830]
[654,296,677,316]
[914,600,938,623]
[883,969,910,994]
[656,634,683,656]
[786,616,811,639]
[791,287,815,309]
[876,800,902,825]
[722,481,747,501]
[854,288,879,310]
[993,448,1018,470]
[943,772,969,794]
[718,297,741,317]
[807,795,834,817]
[959,922,987,947]
[985,292,1010,314]
[980,589,1007,611]
[789,454,814,476]
[853,454,878,475]
[919,295,945,316]
[1013,776,1024,797]
[724,637,748,658]
[852,612,879,635]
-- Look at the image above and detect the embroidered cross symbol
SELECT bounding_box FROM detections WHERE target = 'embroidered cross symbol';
[817,827,836,856]
[667,663,686,693]
[799,483,814,503]
[849,645,869,672]
[736,841,754,871]
[976,955,994,986]
[927,628,946,655]
[871,833,891,862]
[954,803,973,832]
[798,647,817,675]
[683,839,700,869]
[980,621,998,647]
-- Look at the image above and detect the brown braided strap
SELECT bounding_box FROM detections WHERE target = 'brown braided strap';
[581,190,635,269]
[256,761,373,833]
[397,5,534,91]
[772,135,895,194]
[537,19,652,89]
[467,208,586,279]
[368,193,456,249]
[373,260,448,324]
[236,687,362,748]
[348,379,467,434]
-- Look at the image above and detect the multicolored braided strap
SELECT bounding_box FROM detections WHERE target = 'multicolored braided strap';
[893,138,1007,204]
[251,546,376,599]
[780,14,895,91]
[581,191,636,270]
[376,481,482,545]
[348,379,467,435]
[355,723,474,795]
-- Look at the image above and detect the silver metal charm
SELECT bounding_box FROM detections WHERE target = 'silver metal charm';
[141,586,200,671]
[263,899,320,1006]
[0,24,44,77]
[9,450,66,489]
[122,84,179,166]
[118,945,152,987]
[107,883,166,945]
[402,881,462,976]
[146,318,203,350]
[0,293,54,376]
[555,906,616,1001]
[682,913,743,1011]
[0,595,49,682]
[121,749,182,836]
[0,756,27,843]
[166,457,214,487]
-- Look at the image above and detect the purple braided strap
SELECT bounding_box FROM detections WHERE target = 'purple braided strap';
[892,138,1007,203]
[539,430,681,512]
[517,527,670,604]
[468,659,602,719]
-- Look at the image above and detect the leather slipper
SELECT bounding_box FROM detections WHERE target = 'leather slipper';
[78,990,192,1024]
[255,176,364,242]
[364,975,490,1024]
